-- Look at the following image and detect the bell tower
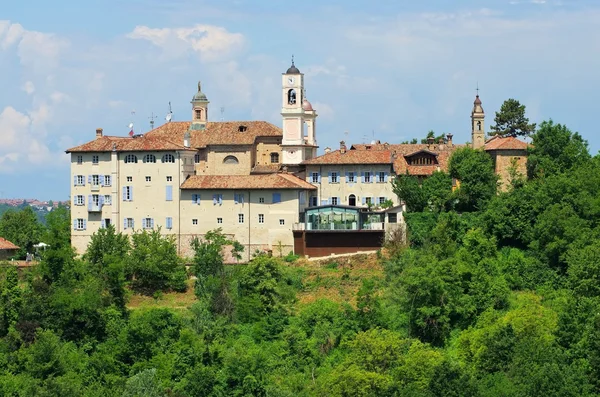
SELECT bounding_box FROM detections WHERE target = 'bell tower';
[281,57,308,165]
[191,81,209,131]
[471,91,485,149]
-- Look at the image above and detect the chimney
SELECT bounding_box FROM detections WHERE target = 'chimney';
[96,128,103,139]
[340,140,347,154]
[446,133,453,146]
[183,131,191,148]
[324,147,331,154]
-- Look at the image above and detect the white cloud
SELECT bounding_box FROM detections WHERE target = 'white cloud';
[127,24,245,61]
[22,81,35,95]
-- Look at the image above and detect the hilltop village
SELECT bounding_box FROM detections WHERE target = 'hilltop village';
[66,60,528,259]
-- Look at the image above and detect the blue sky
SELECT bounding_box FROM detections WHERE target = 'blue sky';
[1,0,599,200]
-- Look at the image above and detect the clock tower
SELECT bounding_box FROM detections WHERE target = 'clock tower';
[471,93,485,149]
[281,58,317,165]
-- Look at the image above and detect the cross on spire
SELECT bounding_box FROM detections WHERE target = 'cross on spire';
[291,54,295,66]
[476,82,480,96]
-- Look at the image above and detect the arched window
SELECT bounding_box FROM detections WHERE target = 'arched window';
[348,194,357,206]
[124,154,138,164]
[162,154,175,163]
[270,153,279,164]
[223,155,239,164]
[143,154,156,163]
[195,109,202,120]
[477,121,482,131]
[287,89,296,105]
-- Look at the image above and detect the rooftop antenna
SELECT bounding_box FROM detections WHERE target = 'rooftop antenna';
[129,110,136,136]
[149,112,157,130]
[165,101,173,122]
[220,106,225,121]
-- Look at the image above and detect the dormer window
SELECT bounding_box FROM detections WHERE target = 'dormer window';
[238,125,247,132]
[405,150,438,166]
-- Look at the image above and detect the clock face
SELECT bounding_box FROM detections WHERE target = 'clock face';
[287,77,295,85]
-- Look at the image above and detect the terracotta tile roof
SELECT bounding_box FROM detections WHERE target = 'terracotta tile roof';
[181,173,316,190]
[251,164,281,174]
[66,135,193,153]
[0,237,19,250]
[302,149,393,165]
[145,121,282,148]
[484,136,529,151]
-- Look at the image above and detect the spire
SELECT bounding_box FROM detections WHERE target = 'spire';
[191,80,208,103]
[286,55,301,74]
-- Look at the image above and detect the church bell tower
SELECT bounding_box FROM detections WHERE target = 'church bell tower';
[281,57,317,165]
[471,92,485,149]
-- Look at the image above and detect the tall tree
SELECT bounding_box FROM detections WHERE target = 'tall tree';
[0,207,42,259]
[448,147,498,211]
[392,174,425,212]
[490,98,536,137]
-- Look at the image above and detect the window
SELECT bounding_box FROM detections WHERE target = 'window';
[348,194,357,206]
[166,185,173,201]
[234,193,244,204]
[104,195,112,205]
[104,175,111,186]
[195,109,202,120]
[92,155,99,164]
[192,219,198,225]
[309,196,318,207]
[223,155,239,164]
[123,186,133,201]
[75,175,85,186]
[389,213,398,223]
[279,219,285,225]
[379,196,386,204]
[238,214,244,224]
[330,172,339,183]
[101,219,111,228]
[348,172,356,183]
[259,197,265,204]
[124,154,138,163]
[192,194,201,205]
[92,174,100,186]
[91,194,100,207]
[166,176,173,182]
[145,176,151,183]
[144,154,156,163]
[74,195,84,206]
[364,171,372,183]
[213,194,223,205]
[258,214,264,224]
[124,218,134,229]
[311,172,320,183]
[74,218,86,230]
[272,193,281,204]
[127,176,132,182]
[477,120,482,131]
[194,154,200,164]
[142,218,154,229]
[162,154,175,163]
[217,217,223,224]
[77,155,83,164]
[270,153,279,163]
[331,197,339,205]
[166,217,173,229]
[365,197,373,205]
[378,172,386,183]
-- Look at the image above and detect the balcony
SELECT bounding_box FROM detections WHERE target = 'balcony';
[88,205,102,212]
[91,184,100,192]
[296,205,385,232]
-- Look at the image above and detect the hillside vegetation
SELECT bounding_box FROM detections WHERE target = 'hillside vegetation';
[1,119,600,396]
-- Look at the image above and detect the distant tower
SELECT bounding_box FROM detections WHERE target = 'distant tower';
[191,81,209,130]
[281,57,317,164]
[471,92,485,149]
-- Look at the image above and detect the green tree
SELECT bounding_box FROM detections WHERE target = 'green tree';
[421,171,453,212]
[0,265,22,336]
[490,98,536,137]
[127,229,187,294]
[448,147,497,211]
[0,207,42,259]
[392,174,425,212]
[527,120,590,178]
[39,206,76,283]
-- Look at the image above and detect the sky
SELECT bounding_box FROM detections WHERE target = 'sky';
[1,0,599,200]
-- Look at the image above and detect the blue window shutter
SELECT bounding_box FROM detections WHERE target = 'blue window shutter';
[337,197,341,204]
[166,217,172,229]
[132,219,135,229]
[82,176,85,186]
[130,186,133,201]
[88,195,92,211]
[101,219,105,228]
[88,175,92,184]
[73,175,77,186]
[273,193,281,203]
[234,193,239,204]
[328,172,332,183]
[192,194,196,204]
[123,218,127,229]
[362,197,366,205]
[151,218,154,228]
[99,196,105,208]
[345,172,349,183]
[99,175,105,186]
[327,197,332,205]
[384,172,389,183]
[73,219,77,230]
[122,187,126,201]
[218,195,223,205]
[317,173,321,183]
[83,220,87,230]
[197,194,201,205]
[166,185,173,201]
[213,195,217,205]
[361,172,365,183]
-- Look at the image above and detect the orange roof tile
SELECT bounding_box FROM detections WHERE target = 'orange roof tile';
[146,121,282,148]
[0,237,19,250]
[251,164,282,174]
[484,136,529,151]
[181,173,316,190]
[302,149,393,165]
[66,135,193,153]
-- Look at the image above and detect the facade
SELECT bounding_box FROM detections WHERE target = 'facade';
[67,59,529,259]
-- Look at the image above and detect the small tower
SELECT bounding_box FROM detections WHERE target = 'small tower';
[471,93,485,149]
[302,94,318,159]
[191,81,209,130]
